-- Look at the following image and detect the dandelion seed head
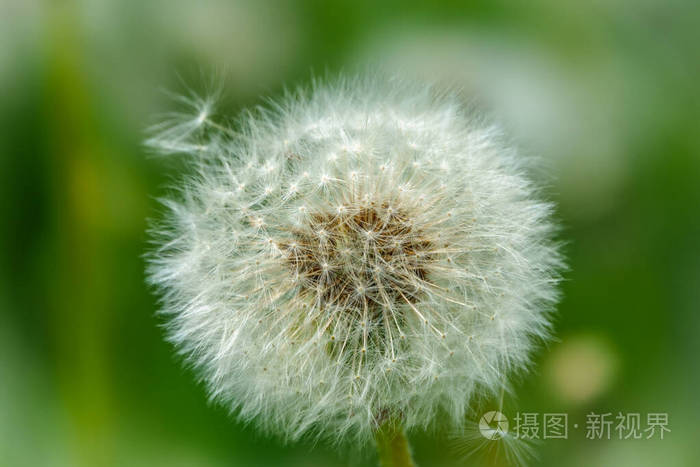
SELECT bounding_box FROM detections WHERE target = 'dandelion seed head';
[146,75,563,444]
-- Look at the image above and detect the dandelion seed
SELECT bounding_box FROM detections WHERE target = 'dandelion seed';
[146,75,563,445]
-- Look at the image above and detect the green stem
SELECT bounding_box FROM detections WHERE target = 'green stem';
[374,419,415,467]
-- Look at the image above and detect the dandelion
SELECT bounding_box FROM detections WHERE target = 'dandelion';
[146,75,563,465]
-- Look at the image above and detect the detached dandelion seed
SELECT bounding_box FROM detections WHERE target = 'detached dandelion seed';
[146,75,563,461]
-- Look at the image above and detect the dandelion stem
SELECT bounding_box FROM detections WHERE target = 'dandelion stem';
[375,419,415,467]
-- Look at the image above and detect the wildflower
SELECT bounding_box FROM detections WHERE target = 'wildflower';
[146,75,563,445]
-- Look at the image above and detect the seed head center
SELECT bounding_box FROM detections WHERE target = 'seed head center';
[283,203,433,313]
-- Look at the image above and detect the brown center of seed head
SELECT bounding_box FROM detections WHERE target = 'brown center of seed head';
[282,203,434,318]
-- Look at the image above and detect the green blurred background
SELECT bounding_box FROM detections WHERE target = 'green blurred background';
[1,1,699,466]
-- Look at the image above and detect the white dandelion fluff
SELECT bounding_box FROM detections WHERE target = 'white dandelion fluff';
[146,75,563,445]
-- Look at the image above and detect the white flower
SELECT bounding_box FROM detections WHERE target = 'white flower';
[146,75,563,444]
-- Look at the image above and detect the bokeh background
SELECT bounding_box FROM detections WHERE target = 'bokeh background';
[2,1,699,466]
